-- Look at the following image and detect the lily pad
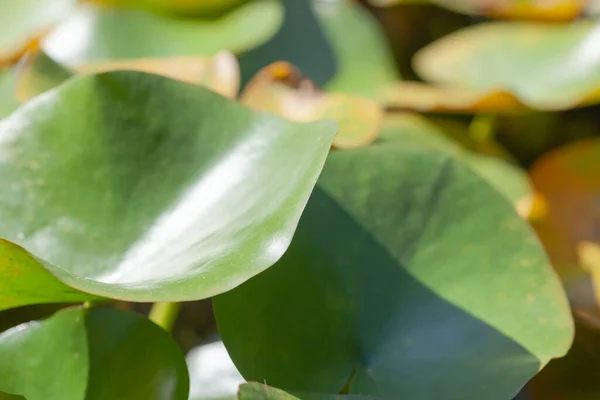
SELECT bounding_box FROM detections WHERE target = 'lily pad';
[0,71,337,308]
[313,0,399,103]
[414,21,600,110]
[242,62,381,149]
[379,113,532,214]
[42,1,282,66]
[0,307,189,400]
[214,135,572,399]
[0,0,76,65]
[238,383,377,400]
[368,0,586,20]
[383,81,527,113]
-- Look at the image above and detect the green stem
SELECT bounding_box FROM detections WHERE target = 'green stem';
[149,302,182,332]
[468,114,496,143]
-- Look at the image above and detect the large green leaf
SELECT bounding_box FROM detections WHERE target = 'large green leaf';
[42,1,282,66]
[314,0,399,102]
[0,67,20,119]
[238,383,377,400]
[414,21,600,110]
[379,113,531,212]
[0,71,337,309]
[214,138,573,399]
[0,307,189,400]
[0,0,76,64]
[238,0,336,87]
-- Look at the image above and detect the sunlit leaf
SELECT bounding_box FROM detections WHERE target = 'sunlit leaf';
[187,340,244,400]
[0,307,189,400]
[0,0,76,66]
[414,21,600,110]
[86,0,249,17]
[368,0,586,20]
[242,62,381,149]
[313,0,399,103]
[0,71,336,309]
[42,1,283,66]
[383,81,527,113]
[214,135,573,399]
[530,138,600,318]
[17,50,240,102]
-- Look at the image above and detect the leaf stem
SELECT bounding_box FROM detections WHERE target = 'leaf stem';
[149,302,182,332]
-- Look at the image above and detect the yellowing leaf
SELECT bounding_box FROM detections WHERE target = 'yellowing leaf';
[383,81,527,114]
[79,51,240,98]
[414,21,600,111]
[242,62,382,149]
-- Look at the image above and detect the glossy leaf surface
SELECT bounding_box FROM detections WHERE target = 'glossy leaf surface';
[215,136,572,399]
[0,307,189,400]
[415,21,600,110]
[314,0,399,102]
[42,2,282,66]
[0,71,337,307]
[0,0,75,65]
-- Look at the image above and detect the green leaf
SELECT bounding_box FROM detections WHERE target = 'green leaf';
[238,0,336,87]
[214,139,573,399]
[314,0,399,102]
[237,383,377,400]
[42,1,283,66]
[414,21,600,110]
[0,71,337,308]
[0,0,76,64]
[0,67,21,119]
[379,113,532,212]
[16,51,73,102]
[0,307,189,400]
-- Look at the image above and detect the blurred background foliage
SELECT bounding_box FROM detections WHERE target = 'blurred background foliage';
[2,0,600,398]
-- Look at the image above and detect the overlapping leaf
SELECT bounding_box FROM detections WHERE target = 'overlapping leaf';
[414,21,600,110]
[0,307,189,400]
[42,1,282,66]
[313,0,399,102]
[0,71,337,309]
[368,0,589,20]
[214,131,573,399]
[0,0,76,65]
[242,62,381,149]
[17,50,240,102]
[238,383,377,400]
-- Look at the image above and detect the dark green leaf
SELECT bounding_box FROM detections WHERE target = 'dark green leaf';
[238,0,336,87]
[42,1,283,66]
[0,71,337,308]
[214,140,573,399]
[0,307,189,400]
